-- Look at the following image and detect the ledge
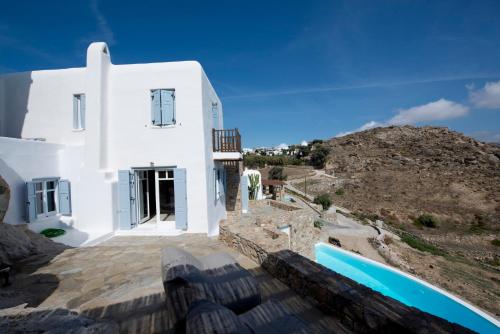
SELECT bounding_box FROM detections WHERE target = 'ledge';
[213,152,243,160]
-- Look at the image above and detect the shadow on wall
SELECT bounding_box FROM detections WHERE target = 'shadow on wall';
[1,71,33,138]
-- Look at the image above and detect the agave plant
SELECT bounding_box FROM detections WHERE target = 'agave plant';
[248,174,260,200]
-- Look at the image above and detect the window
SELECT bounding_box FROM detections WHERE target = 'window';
[158,169,174,180]
[26,179,71,222]
[34,179,58,218]
[151,89,175,126]
[212,102,220,128]
[73,94,86,130]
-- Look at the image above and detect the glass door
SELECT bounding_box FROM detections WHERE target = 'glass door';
[155,169,175,223]
[137,170,150,223]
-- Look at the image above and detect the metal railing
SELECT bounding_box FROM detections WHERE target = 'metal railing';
[212,128,241,152]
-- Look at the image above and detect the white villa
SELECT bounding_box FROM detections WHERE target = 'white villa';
[0,42,243,244]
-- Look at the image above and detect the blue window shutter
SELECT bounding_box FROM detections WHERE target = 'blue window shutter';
[58,180,72,215]
[151,90,162,125]
[241,175,249,213]
[161,90,175,125]
[80,94,86,129]
[73,96,79,129]
[173,168,187,230]
[118,170,136,230]
[26,182,37,222]
[129,172,137,226]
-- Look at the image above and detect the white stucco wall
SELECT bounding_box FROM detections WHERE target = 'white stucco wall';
[106,61,211,233]
[0,68,86,145]
[0,42,229,236]
[0,138,63,225]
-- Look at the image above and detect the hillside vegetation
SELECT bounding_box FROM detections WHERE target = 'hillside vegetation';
[298,126,499,263]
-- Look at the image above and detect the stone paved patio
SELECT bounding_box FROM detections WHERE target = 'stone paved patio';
[1,234,352,333]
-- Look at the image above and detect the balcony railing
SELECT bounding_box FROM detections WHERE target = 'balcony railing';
[212,128,241,153]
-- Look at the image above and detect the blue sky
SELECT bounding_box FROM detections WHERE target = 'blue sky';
[1,0,500,147]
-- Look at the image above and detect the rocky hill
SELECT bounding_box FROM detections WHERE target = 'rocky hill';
[325,126,500,229]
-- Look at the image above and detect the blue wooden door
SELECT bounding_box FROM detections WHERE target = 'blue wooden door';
[241,175,249,213]
[26,181,37,222]
[58,180,71,215]
[118,170,137,230]
[173,168,187,230]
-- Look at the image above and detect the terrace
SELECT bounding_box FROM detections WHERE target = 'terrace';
[0,235,351,333]
[212,128,243,160]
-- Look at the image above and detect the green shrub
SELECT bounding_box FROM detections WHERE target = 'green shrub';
[486,256,500,266]
[401,234,446,256]
[313,193,332,211]
[334,188,345,196]
[491,239,500,247]
[313,220,325,229]
[40,228,66,238]
[248,174,260,200]
[269,166,287,180]
[469,215,489,234]
[310,139,324,145]
[243,154,303,168]
[414,214,439,228]
[310,145,330,169]
[352,212,379,222]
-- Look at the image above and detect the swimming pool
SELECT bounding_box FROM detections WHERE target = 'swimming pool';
[315,243,500,334]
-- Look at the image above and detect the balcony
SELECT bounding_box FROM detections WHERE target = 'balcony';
[212,128,242,160]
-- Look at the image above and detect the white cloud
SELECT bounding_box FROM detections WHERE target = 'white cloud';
[468,80,500,109]
[358,121,382,131]
[276,143,289,149]
[336,98,469,137]
[89,0,115,45]
[336,121,381,137]
[468,131,500,143]
[388,99,469,125]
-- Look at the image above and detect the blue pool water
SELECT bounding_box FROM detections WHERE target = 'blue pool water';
[315,243,500,334]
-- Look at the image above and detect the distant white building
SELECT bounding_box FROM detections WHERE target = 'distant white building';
[242,147,254,154]
[300,140,308,146]
[0,42,242,244]
[276,143,289,151]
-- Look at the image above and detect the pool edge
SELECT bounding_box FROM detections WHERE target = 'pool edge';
[315,242,500,327]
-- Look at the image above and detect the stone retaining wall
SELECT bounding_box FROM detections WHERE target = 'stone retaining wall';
[262,250,474,334]
[267,199,301,211]
[219,224,279,264]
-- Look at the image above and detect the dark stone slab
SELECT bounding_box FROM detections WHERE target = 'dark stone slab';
[262,250,476,334]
